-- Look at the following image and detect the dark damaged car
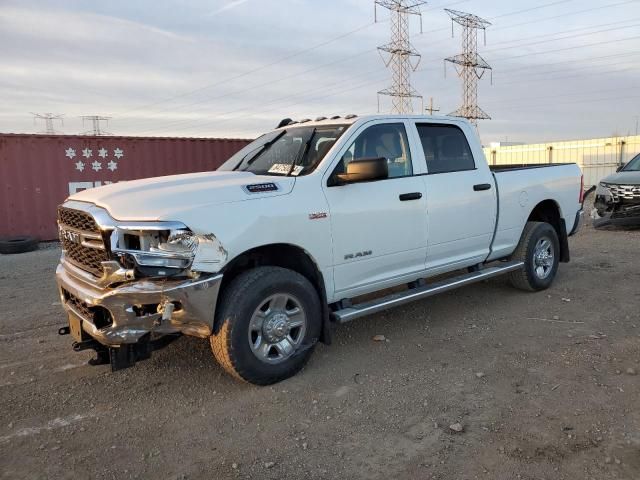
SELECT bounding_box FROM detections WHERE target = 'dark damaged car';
[594,153,640,227]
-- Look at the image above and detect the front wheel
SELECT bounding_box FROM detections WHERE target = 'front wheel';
[210,266,321,385]
[509,221,560,291]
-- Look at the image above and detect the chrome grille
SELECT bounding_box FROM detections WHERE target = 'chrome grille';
[57,206,109,276]
[57,207,100,233]
[609,184,640,201]
[62,288,113,329]
[62,288,93,321]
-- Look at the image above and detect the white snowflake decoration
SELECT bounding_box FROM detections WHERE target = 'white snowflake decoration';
[65,147,76,159]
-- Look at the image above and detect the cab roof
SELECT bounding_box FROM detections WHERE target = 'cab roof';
[275,114,469,130]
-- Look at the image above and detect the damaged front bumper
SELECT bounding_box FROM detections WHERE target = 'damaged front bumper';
[593,183,640,228]
[56,258,222,364]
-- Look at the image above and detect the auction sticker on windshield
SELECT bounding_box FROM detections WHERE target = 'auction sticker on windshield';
[268,163,291,175]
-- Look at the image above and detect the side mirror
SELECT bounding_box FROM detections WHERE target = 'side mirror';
[616,164,626,172]
[334,157,388,184]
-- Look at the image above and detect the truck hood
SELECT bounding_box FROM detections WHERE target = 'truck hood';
[69,171,295,221]
[601,170,640,185]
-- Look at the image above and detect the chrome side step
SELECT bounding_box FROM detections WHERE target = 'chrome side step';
[332,261,524,324]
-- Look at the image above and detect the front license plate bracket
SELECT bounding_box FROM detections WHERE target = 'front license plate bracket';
[69,313,84,342]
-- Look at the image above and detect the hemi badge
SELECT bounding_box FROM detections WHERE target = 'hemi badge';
[245,183,278,193]
[309,212,328,220]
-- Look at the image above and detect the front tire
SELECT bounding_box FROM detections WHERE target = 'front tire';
[509,221,560,291]
[210,266,321,385]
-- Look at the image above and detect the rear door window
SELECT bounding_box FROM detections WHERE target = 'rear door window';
[416,124,475,174]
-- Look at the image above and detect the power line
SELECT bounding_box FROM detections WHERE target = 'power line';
[499,65,638,86]
[491,35,640,62]
[483,22,640,54]
[111,21,383,119]
[151,74,390,137]
[491,0,638,32]
[154,30,640,136]
[495,61,639,85]
[128,1,460,131]
[493,50,640,74]
[116,0,572,127]
[138,67,390,136]
[485,83,638,107]
[132,3,638,135]
[489,93,640,112]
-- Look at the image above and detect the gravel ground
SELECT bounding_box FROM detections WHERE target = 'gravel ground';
[1,221,639,480]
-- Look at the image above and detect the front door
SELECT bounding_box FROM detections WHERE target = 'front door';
[323,121,428,297]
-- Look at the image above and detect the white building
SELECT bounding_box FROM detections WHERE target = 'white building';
[483,135,640,187]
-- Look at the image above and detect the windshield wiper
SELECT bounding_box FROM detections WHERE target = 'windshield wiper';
[232,130,286,171]
[286,128,315,176]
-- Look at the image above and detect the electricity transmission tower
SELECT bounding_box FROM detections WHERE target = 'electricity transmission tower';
[375,0,427,114]
[81,115,112,135]
[444,9,492,125]
[31,112,64,134]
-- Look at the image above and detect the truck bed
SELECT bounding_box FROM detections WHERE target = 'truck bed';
[487,162,583,262]
[490,163,575,172]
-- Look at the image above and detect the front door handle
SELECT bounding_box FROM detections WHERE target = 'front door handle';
[399,192,422,201]
[473,183,492,191]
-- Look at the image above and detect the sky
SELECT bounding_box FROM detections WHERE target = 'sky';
[1,0,639,144]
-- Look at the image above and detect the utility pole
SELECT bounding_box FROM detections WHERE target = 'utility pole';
[81,115,112,136]
[634,115,639,136]
[444,9,492,126]
[425,97,440,115]
[375,0,427,114]
[31,112,64,134]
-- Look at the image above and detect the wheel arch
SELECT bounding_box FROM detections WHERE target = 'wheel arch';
[526,199,569,262]
[215,243,332,344]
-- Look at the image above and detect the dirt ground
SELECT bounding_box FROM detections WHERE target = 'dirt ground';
[1,220,639,480]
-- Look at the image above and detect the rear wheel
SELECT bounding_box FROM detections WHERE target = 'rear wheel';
[210,266,321,385]
[509,221,560,291]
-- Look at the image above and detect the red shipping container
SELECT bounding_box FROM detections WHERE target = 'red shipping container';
[0,134,251,241]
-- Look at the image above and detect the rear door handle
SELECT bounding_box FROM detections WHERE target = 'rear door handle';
[473,183,492,191]
[399,192,422,201]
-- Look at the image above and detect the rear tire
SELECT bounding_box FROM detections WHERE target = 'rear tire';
[210,266,321,385]
[508,221,559,292]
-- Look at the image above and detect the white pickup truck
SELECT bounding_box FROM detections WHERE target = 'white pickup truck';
[56,114,585,384]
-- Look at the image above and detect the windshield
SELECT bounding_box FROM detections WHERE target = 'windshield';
[218,125,348,176]
[622,153,640,171]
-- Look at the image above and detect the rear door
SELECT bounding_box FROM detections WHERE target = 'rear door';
[412,122,497,273]
[322,120,428,297]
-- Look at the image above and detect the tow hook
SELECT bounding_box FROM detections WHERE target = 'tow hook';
[155,300,175,326]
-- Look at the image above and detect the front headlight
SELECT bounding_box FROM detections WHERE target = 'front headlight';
[112,227,196,273]
[135,230,197,269]
[111,226,227,276]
